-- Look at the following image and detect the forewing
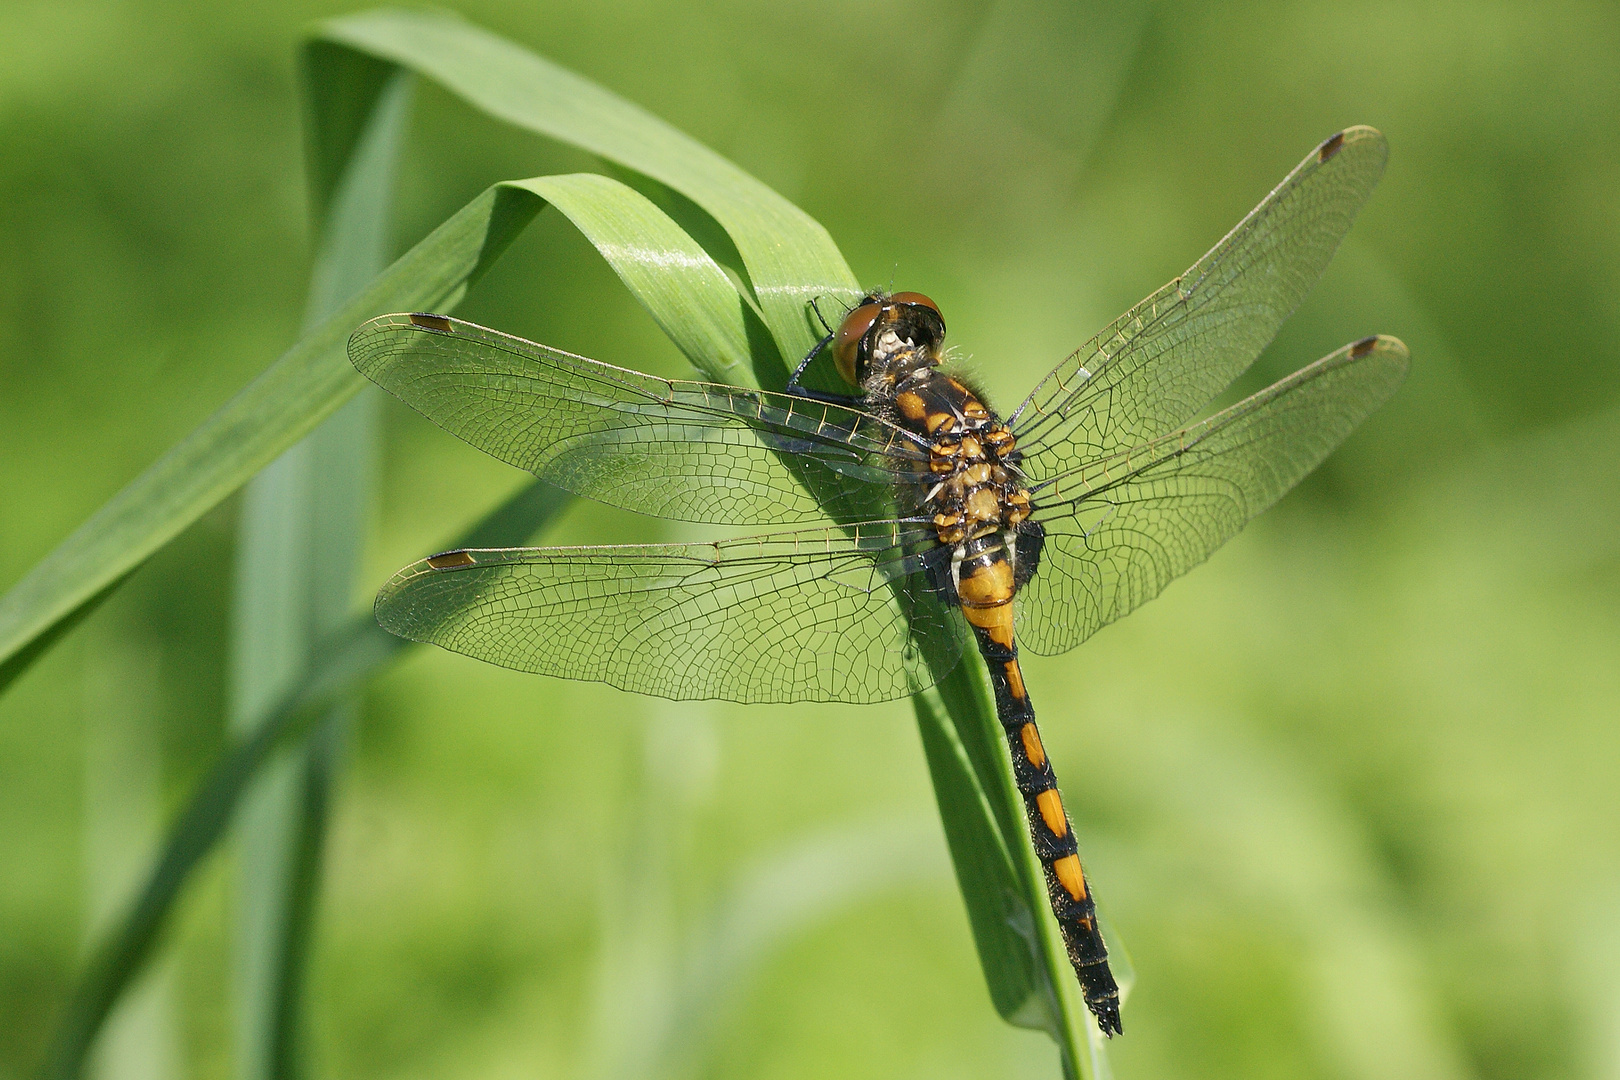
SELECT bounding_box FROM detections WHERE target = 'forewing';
[374,521,963,704]
[1018,335,1409,656]
[1012,127,1388,477]
[350,313,926,526]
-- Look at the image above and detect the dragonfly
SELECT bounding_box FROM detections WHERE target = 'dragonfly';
[348,127,1408,1037]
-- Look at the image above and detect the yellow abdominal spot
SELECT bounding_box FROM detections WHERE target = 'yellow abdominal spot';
[1053,854,1088,901]
[1036,789,1069,837]
[1004,660,1026,700]
[962,602,1015,648]
[1019,722,1046,768]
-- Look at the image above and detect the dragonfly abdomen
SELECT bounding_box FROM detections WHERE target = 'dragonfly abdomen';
[883,359,1122,1033]
[956,546,1123,1036]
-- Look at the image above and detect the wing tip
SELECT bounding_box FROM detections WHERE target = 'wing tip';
[1350,333,1410,363]
[1338,334,1411,391]
[1336,334,1411,406]
[1326,123,1385,150]
[1317,125,1388,167]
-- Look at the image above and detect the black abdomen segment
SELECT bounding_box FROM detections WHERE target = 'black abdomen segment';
[968,620,1122,1036]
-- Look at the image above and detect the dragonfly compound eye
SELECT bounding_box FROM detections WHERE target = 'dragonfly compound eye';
[833,301,882,385]
[890,291,942,321]
[889,292,947,352]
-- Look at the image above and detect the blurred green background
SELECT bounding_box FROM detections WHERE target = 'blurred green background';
[3,1,1618,1078]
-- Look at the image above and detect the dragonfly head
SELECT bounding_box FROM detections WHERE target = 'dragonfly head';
[832,291,946,388]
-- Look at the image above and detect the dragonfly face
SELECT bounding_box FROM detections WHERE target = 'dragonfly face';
[349,127,1411,1039]
[831,291,946,388]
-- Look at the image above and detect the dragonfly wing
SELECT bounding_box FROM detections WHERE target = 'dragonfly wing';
[1012,127,1388,478]
[1017,335,1408,656]
[375,521,963,704]
[350,314,926,527]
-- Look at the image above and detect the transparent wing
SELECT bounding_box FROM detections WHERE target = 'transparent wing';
[374,520,964,704]
[1011,127,1388,480]
[1017,335,1409,656]
[350,313,928,527]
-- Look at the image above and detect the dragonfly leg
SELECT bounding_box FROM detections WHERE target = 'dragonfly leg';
[785,329,838,393]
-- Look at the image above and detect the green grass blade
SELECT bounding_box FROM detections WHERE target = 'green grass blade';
[228,66,411,1080]
[311,8,862,364]
[40,624,388,1080]
[82,631,176,1080]
[33,481,570,1080]
[921,653,1097,1065]
[27,161,745,1075]
[912,687,1040,1020]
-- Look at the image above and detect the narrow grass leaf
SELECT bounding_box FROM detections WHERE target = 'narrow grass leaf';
[227,66,411,1080]
[507,174,757,381]
[912,687,1042,1020]
[34,481,570,1080]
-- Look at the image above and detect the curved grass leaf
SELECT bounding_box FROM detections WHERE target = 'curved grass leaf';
[507,174,756,381]
[35,157,792,1080]
[32,169,758,1070]
[23,177,809,1075]
[313,8,863,363]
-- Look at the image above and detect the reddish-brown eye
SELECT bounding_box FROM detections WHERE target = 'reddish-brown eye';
[890,291,942,320]
[833,302,881,385]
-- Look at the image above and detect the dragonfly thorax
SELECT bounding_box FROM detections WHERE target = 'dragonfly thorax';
[833,292,1036,549]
